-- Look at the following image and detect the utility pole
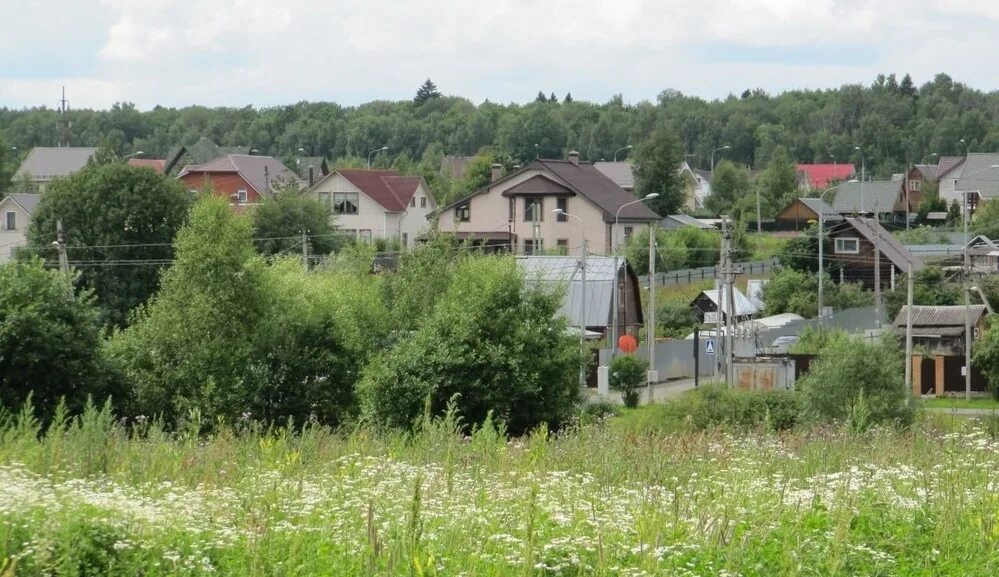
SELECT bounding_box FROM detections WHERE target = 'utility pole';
[714,231,725,381]
[723,218,736,386]
[755,188,762,233]
[579,238,588,389]
[647,222,657,402]
[56,219,69,275]
[873,219,882,328]
[905,264,913,403]
[964,191,972,401]
[301,229,309,267]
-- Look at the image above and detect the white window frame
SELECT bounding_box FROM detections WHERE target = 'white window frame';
[333,192,359,215]
[524,238,544,255]
[236,188,248,204]
[455,202,471,222]
[835,237,860,254]
[420,197,427,208]
[4,211,15,231]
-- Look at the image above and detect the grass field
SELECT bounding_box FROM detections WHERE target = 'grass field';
[2,403,999,576]
[922,396,999,411]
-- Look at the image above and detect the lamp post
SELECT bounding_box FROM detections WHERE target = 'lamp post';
[818,180,858,324]
[710,145,731,175]
[612,193,659,357]
[122,150,145,160]
[554,208,589,388]
[613,145,633,162]
[367,146,389,169]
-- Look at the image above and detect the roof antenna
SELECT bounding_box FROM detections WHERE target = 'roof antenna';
[58,86,69,147]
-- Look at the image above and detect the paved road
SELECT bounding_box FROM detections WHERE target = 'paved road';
[587,377,711,405]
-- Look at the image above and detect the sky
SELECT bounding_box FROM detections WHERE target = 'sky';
[1,0,998,110]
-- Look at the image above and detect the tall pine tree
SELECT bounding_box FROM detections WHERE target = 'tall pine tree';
[414,79,441,105]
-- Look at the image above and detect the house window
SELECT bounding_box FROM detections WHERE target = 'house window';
[410,197,416,207]
[556,198,568,221]
[835,237,860,254]
[4,211,15,231]
[909,179,921,191]
[524,199,544,222]
[624,226,634,241]
[402,232,409,246]
[236,189,248,204]
[360,229,372,242]
[420,197,427,208]
[556,238,569,254]
[524,238,544,255]
[333,192,359,215]
[509,198,515,220]
[455,202,471,222]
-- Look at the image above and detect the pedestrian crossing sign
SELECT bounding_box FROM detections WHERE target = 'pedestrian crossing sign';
[705,339,715,355]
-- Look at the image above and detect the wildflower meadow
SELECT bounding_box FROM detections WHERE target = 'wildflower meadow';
[1,403,998,576]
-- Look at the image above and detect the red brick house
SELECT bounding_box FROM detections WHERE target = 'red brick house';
[178,154,300,206]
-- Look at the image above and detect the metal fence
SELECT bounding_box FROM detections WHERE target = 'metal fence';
[637,258,779,286]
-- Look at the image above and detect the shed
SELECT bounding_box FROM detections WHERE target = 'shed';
[691,288,759,323]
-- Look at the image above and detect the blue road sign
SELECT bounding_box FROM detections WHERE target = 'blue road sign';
[705,339,715,355]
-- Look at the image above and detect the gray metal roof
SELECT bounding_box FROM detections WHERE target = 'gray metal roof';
[893,305,987,328]
[698,288,760,317]
[518,255,623,328]
[830,180,901,214]
[2,193,41,215]
[593,161,635,190]
[841,217,924,272]
[798,197,842,219]
[953,153,999,199]
[661,214,714,229]
[13,147,96,182]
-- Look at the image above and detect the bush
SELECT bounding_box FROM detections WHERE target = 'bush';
[609,355,648,408]
[615,386,801,433]
[359,256,581,434]
[657,301,699,339]
[797,333,914,428]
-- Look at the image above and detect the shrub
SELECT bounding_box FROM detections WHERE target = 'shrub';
[614,386,801,433]
[610,355,648,408]
[657,301,699,339]
[797,333,914,428]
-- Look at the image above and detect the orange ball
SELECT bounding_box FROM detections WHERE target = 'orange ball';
[618,334,638,354]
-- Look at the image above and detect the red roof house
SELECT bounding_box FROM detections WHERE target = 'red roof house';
[128,158,167,173]
[178,154,300,206]
[797,164,856,191]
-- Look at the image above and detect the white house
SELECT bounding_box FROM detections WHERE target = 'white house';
[434,153,660,256]
[0,193,40,262]
[306,169,436,248]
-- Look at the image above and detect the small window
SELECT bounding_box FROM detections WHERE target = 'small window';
[624,226,634,240]
[402,232,409,246]
[235,189,248,204]
[509,198,515,220]
[455,202,471,222]
[556,238,569,254]
[420,197,427,208]
[524,199,544,222]
[524,238,544,255]
[835,237,859,254]
[909,179,921,191]
[333,192,359,215]
[4,211,15,231]
[556,198,568,221]
[410,197,416,207]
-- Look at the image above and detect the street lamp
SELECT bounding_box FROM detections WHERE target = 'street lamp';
[122,151,145,161]
[367,146,389,169]
[554,208,589,388]
[710,145,731,174]
[612,193,659,357]
[818,179,859,324]
[613,145,633,162]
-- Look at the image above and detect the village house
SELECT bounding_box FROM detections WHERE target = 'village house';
[691,288,760,324]
[796,163,856,192]
[13,147,96,192]
[774,197,842,231]
[306,168,436,248]
[0,193,40,262]
[437,153,659,255]
[895,305,990,395]
[938,153,999,211]
[830,180,904,222]
[178,154,300,207]
[825,217,923,290]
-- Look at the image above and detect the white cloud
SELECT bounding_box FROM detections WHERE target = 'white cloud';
[1,0,998,109]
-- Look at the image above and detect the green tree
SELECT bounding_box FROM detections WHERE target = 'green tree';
[973,198,999,239]
[414,79,441,105]
[252,185,343,258]
[657,301,699,339]
[609,354,648,408]
[26,163,192,326]
[753,146,798,219]
[634,125,685,216]
[0,135,14,193]
[623,227,686,276]
[972,314,999,399]
[0,259,120,417]
[884,266,960,320]
[705,160,750,215]
[359,255,581,434]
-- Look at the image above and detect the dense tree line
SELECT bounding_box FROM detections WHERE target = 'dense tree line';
[2,73,996,202]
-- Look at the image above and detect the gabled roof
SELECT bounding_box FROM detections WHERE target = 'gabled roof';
[293,157,329,181]
[830,180,901,214]
[696,288,759,317]
[0,193,41,215]
[502,174,575,196]
[839,216,924,272]
[440,155,476,180]
[593,161,635,190]
[913,164,939,181]
[966,235,997,249]
[661,214,714,229]
[179,154,300,196]
[128,158,166,173]
[953,153,999,199]
[796,197,842,220]
[13,147,96,182]
[518,255,641,328]
[893,305,987,328]
[797,164,856,189]
[936,156,967,179]
[327,169,425,212]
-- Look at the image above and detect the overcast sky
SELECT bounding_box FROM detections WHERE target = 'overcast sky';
[2,0,997,110]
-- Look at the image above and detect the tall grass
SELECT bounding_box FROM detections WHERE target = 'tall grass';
[2,400,999,575]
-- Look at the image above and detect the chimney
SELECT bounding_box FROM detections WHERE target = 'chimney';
[491,163,503,182]
[568,151,580,166]
[308,165,315,187]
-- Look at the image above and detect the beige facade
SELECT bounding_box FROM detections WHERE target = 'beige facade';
[0,196,34,262]
[435,168,649,256]
[306,172,436,248]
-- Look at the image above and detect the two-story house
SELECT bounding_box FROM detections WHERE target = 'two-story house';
[178,154,300,207]
[306,169,436,248]
[0,193,40,262]
[435,153,660,255]
[826,216,923,290]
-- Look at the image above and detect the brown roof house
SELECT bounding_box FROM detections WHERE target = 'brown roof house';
[436,153,660,255]
[825,217,923,290]
[306,169,436,248]
[13,147,96,192]
[775,197,842,230]
[895,304,990,395]
[178,154,300,207]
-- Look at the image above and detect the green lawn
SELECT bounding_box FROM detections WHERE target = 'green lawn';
[3,402,999,575]
[922,396,999,410]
